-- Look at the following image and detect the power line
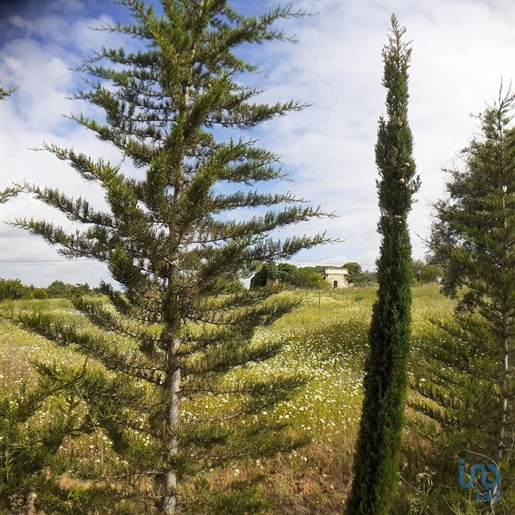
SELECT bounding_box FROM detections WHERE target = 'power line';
[0,257,99,265]
[276,158,452,237]
[0,160,453,268]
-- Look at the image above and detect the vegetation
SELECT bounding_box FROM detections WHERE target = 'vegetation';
[3,285,513,513]
[410,89,515,509]
[250,261,379,290]
[346,15,420,515]
[351,270,377,287]
[250,263,329,290]
[342,262,362,284]
[1,0,328,513]
[0,279,43,302]
[1,4,513,514]
[0,278,95,302]
[0,84,17,101]
[409,259,442,285]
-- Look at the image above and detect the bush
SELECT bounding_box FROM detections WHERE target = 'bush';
[0,279,29,302]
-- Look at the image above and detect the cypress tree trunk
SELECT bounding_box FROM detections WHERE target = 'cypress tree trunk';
[345,15,419,515]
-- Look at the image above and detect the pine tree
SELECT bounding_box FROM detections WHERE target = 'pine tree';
[0,84,17,101]
[1,84,19,203]
[411,88,515,508]
[345,15,419,515]
[2,1,327,513]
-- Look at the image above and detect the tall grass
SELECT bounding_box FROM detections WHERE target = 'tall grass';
[1,286,497,514]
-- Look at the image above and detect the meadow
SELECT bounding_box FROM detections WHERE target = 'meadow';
[0,286,499,514]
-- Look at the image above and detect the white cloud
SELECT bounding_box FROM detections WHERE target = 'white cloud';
[242,0,515,265]
[1,0,514,285]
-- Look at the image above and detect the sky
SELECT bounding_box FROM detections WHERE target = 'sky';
[0,0,514,287]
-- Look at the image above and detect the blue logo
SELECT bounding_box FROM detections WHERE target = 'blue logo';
[459,459,502,503]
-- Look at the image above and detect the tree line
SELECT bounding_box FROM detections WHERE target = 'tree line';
[0,279,95,302]
[0,257,440,305]
[250,259,440,290]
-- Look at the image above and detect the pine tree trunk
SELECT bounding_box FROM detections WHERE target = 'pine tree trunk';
[494,182,509,469]
[158,25,197,504]
[493,309,508,470]
[159,333,181,514]
[159,261,183,513]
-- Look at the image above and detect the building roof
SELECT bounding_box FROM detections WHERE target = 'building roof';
[324,268,348,275]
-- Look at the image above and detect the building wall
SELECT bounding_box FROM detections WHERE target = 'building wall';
[324,269,349,289]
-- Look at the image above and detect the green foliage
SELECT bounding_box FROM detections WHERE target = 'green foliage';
[3,286,487,513]
[346,15,420,515]
[351,270,377,287]
[342,262,362,284]
[0,279,27,302]
[411,88,515,510]
[250,263,277,288]
[3,1,327,512]
[410,258,442,284]
[0,279,51,302]
[418,263,442,284]
[0,84,17,101]
[250,263,329,290]
[296,268,329,290]
[220,280,246,294]
[46,280,90,299]
[0,279,92,303]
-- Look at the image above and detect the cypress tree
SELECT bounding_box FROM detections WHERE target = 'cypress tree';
[1,1,327,513]
[346,15,419,514]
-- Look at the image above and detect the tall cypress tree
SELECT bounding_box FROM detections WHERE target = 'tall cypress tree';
[1,1,327,513]
[346,15,419,515]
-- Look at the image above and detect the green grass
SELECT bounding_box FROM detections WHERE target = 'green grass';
[0,286,490,514]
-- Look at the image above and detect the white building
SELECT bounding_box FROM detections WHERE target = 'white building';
[324,268,349,289]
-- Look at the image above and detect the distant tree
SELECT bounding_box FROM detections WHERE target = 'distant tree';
[276,262,297,284]
[3,1,326,513]
[409,258,424,283]
[342,262,362,284]
[46,280,70,298]
[250,263,328,290]
[409,258,442,284]
[418,263,442,284]
[220,279,246,294]
[0,279,50,302]
[352,270,377,287]
[28,285,48,299]
[414,89,515,504]
[293,267,328,289]
[0,279,27,302]
[346,15,420,515]
[70,282,91,297]
[45,280,91,298]
[249,262,278,288]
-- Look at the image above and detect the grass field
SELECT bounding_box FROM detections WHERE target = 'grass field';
[0,285,493,514]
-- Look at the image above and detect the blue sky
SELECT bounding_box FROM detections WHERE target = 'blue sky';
[1,0,514,287]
